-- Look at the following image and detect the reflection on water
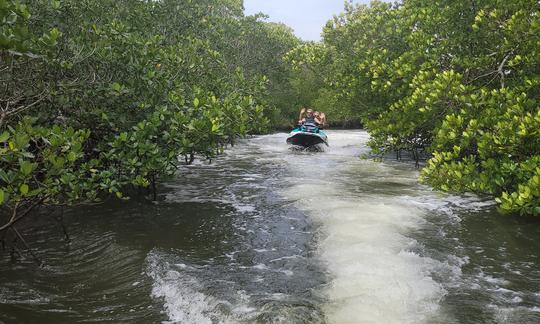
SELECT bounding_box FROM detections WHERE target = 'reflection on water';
[1,130,539,323]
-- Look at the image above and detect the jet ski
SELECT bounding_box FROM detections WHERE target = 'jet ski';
[286,122,328,148]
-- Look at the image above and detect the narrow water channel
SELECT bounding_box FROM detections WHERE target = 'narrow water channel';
[1,130,539,323]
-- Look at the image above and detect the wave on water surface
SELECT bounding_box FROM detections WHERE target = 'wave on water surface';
[2,131,538,324]
[279,131,450,323]
[147,130,536,324]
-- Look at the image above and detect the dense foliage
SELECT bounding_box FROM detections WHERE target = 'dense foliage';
[0,0,302,237]
[289,0,539,216]
[2,0,538,245]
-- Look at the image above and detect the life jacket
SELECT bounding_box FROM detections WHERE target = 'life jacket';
[301,120,319,133]
[304,116,316,124]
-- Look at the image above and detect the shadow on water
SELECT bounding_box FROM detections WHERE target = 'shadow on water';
[0,200,165,323]
[0,198,236,323]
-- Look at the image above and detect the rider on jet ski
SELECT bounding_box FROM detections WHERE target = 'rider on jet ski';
[298,108,326,127]
[287,107,329,148]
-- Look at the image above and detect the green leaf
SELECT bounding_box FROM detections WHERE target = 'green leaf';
[193,98,200,107]
[20,184,29,195]
[51,0,61,9]
[67,151,77,162]
[0,170,9,183]
[0,131,9,142]
[20,160,35,176]
[0,189,4,205]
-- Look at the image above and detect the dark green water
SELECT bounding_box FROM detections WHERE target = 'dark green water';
[1,131,539,323]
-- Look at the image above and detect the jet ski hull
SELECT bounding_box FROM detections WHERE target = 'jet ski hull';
[286,129,328,147]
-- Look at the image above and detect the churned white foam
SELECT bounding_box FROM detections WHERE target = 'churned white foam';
[281,130,447,323]
[285,188,445,323]
[146,253,233,324]
[148,270,218,323]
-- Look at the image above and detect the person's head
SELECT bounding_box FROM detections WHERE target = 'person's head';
[306,108,314,117]
[314,111,320,118]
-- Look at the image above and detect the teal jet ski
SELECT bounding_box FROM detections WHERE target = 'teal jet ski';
[286,122,328,148]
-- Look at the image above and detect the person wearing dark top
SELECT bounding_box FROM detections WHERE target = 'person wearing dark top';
[298,108,322,126]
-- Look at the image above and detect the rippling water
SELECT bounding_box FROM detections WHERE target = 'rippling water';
[1,130,539,323]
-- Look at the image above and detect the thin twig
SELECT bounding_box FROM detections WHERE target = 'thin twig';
[498,53,511,88]
[10,226,43,266]
[0,197,48,232]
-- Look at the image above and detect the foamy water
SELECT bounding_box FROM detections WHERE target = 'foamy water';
[278,131,448,323]
[3,131,539,323]
[143,130,539,323]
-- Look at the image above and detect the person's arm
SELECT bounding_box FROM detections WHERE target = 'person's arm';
[320,113,328,128]
[298,108,306,122]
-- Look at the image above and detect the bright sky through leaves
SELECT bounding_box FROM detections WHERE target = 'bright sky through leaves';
[244,0,374,41]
